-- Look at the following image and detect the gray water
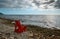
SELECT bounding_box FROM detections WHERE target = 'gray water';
[0,15,60,28]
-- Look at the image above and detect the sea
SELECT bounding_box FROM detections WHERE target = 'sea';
[0,15,60,29]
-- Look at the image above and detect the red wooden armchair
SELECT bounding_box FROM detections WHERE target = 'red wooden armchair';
[13,20,26,33]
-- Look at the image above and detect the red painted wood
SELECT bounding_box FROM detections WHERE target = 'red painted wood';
[14,20,26,33]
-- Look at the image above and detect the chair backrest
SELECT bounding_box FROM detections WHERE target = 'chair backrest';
[15,20,22,26]
[14,20,26,33]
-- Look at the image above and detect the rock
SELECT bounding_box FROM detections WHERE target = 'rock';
[5,33,10,37]
[10,36,14,39]
[28,31,34,37]
[1,36,7,39]
[0,32,2,37]
[14,37,17,39]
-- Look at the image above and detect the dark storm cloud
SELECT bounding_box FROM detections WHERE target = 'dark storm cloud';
[0,0,60,9]
[32,0,40,7]
[0,0,14,7]
[54,0,60,9]
[32,0,60,9]
[43,0,55,4]
[32,0,55,6]
[32,0,56,9]
[0,0,29,8]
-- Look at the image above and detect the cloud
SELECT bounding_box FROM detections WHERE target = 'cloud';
[54,0,60,9]
[0,0,60,9]
[0,0,30,8]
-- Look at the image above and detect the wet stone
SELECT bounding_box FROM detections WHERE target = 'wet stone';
[14,37,17,39]
[1,36,7,39]
[5,33,10,37]
[0,33,2,37]
[10,36,14,39]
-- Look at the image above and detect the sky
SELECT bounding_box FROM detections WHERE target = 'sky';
[0,8,60,15]
[0,0,60,15]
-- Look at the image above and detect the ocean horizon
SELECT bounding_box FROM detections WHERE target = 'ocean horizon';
[0,15,60,29]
